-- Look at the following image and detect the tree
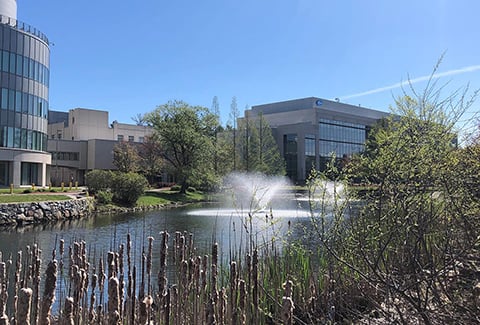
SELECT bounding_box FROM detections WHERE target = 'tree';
[237,112,285,175]
[211,96,221,174]
[113,141,140,173]
[131,113,147,126]
[145,100,218,193]
[138,135,164,184]
[229,96,240,170]
[329,71,480,322]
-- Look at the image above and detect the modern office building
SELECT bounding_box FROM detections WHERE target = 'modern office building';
[47,108,153,185]
[246,97,391,183]
[0,0,51,187]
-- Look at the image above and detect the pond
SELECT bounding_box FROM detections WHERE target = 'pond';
[0,202,315,267]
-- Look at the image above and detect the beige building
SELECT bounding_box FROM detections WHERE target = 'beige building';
[47,108,153,185]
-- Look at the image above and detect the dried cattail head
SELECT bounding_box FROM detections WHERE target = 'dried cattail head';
[283,280,294,298]
[39,259,58,325]
[16,287,32,325]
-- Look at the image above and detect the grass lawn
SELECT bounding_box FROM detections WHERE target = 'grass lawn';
[136,189,207,206]
[0,194,73,203]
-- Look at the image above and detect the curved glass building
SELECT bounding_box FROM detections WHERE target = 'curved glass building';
[0,0,51,186]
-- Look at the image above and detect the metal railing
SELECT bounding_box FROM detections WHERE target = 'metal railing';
[0,14,49,44]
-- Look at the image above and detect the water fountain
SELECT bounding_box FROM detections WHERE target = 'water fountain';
[187,172,310,218]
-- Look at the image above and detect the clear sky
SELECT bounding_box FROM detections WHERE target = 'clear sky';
[19,0,480,134]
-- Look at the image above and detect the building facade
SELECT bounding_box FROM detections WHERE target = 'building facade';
[0,0,51,187]
[246,97,390,183]
[47,108,153,185]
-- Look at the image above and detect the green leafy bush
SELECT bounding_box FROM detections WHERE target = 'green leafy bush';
[96,190,113,204]
[85,170,113,194]
[111,172,148,206]
[170,184,181,192]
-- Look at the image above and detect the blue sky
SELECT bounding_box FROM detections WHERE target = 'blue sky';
[20,0,480,133]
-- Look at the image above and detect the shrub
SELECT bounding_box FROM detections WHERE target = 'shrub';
[111,172,148,206]
[22,189,32,194]
[170,184,181,192]
[85,170,113,194]
[96,190,113,204]
[187,186,196,193]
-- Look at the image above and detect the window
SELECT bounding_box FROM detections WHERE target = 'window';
[128,135,134,142]
[139,136,144,143]
[117,135,124,141]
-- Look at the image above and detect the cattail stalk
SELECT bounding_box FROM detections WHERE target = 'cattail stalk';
[16,288,32,325]
[39,260,57,325]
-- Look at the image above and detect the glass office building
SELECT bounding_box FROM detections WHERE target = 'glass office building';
[246,97,390,183]
[0,0,51,186]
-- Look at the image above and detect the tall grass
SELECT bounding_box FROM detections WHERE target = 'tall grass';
[0,223,332,324]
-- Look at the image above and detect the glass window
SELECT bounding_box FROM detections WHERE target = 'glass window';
[128,135,134,142]
[9,52,15,73]
[1,88,8,109]
[16,55,22,76]
[305,135,315,156]
[117,135,124,141]
[1,51,8,72]
[139,136,144,143]
[15,91,21,112]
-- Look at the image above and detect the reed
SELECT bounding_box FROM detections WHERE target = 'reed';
[0,228,337,324]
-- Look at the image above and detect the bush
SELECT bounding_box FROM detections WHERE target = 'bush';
[85,170,113,194]
[23,189,32,194]
[170,184,181,192]
[187,186,196,193]
[96,190,113,204]
[111,172,148,206]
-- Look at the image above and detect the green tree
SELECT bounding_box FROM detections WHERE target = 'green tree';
[237,113,285,175]
[145,100,218,193]
[335,74,479,322]
[112,141,140,173]
[137,135,164,184]
[229,96,240,170]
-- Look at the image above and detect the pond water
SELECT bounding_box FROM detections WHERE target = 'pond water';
[0,202,315,267]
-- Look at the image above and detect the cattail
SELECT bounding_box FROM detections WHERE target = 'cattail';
[211,264,218,323]
[158,231,169,296]
[32,248,41,325]
[239,279,246,325]
[117,244,125,318]
[13,251,22,319]
[164,286,171,325]
[63,297,74,325]
[187,232,194,257]
[89,273,97,323]
[16,287,32,325]
[146,236,154,295]
[39,260,57,325]
[139,295,153,325]
[180,260,188,323]
[0,262,7,320]
[171,285,178,324]
[108,276,121,324]
[107,251,115,279]
[281,280,294,325]
[218,287,227,325]
[230,261,238,325]
[98,256,106,306]
[202,255,208,294]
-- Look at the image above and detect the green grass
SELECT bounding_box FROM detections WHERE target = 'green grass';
[0,194,73,203]
[136,189,207,206]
